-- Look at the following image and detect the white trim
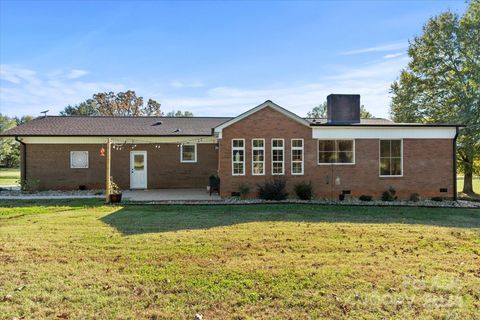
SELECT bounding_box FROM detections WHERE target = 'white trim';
[271,138,285,175]
[214,101,310,139]
[379,139,404,177]
[180,144,197,163]
[232,138,245,176]
[312,127,457,139]
[291,139,304,175]
[130,150,148,189]
[251,138,265,176]
[70,151,89,169]
[317,139,355,165]
[20,136,218,144]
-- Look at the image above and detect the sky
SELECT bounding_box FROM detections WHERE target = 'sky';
[0,0,468,119]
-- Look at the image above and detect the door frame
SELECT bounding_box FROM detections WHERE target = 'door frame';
[130,150,148,189]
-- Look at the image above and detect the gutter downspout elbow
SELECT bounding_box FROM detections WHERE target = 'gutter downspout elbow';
[15,136,26,183]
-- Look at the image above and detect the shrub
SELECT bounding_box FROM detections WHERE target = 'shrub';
[20,179,40,193]
[239,183,250,199]
[359,195,373,201]
[109,177,122,195]
[294,181,313,200]
[409,193,420,202]
[431,196,444,202]
[381,187,398,202]
[257,178,288,200]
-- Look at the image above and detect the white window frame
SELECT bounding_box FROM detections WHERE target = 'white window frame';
[232,138,245,176]
[70,151,89,169]
[317,139,356,165]
[271,138,285,175]
[251,138,265,176]
[291,139,304,175]
[180,144,197,163]
[379,139,403,177]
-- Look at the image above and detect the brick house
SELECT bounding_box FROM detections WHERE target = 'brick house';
[1,94,462,200]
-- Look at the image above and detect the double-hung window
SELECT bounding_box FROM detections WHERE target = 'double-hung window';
[291,139,304,175]
[180,144,197,163]
[232,139,245,175]
[271,139,284,175]
[318,140,354,164]
[252,139,265,175]
[379,140,403,176]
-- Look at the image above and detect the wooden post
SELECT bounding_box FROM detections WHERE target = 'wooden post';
[105,138,112,203]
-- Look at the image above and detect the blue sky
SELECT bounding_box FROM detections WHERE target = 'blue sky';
[0,0,468,118]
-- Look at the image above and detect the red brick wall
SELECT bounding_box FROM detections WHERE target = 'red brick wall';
[218,106,454,199]
[25,143,218,191]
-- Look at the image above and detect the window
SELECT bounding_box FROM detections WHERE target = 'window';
[232,139,245,175]
[379,140,403,176]
[272,139,284,175]
[291,139,304,175]
[181,144,197,163]
[252,139,265,175]
[70,151,89,169]
[318,140,354,164]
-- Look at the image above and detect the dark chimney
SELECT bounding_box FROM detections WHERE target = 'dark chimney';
[327,94,360,124]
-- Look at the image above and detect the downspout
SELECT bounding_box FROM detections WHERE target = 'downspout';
[15,136,26,182]
[453,127,459,201]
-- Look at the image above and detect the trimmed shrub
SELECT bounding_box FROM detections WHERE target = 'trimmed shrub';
[431,196,444,202]
[239,183,250,199]
[409,193,420,202]
[20,179,40,193]
[294,181,313,200]
[359,195,373,201]
[257,178,288,200]
[381,187,398,202]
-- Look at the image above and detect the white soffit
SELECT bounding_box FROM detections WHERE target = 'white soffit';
[20,136,218,144]
[312,127,457,139]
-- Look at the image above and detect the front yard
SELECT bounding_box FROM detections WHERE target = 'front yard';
[0,168,20,186]
[0,201,479,319]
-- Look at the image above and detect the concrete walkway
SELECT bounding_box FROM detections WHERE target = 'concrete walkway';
[123,188,221,201]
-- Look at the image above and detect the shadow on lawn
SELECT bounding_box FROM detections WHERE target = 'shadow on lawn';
[100,204,480,235]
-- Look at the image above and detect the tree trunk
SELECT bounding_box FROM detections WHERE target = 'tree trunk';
[462,164,474,195]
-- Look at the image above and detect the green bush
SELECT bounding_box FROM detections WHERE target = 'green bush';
[20,179,40,193]
[257,178,288,200]
[431,196,444,202]
[381,187,398,201]
[294,181,313,200]
[239,183,250,199]
[359,195,373,201]
[409,193,420,202]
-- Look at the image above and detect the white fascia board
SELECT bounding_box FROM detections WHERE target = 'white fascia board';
[19,136,218,144]
[214,101,310,139]
[312,127,457,139]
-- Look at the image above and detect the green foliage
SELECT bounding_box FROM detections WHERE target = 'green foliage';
[60,91,163,116]
[409,193,420,202]
[165,110,194,117]
[431,196,444,202]
[294,181,313,200]
[390,0,480,194]
[307,101,373,118]
[0,114,19,168]
[109,177,122,195]
[257,178,288,200]
[359,195,373,201]
[239,183,250,199]
[20,179,40,193]
[381,187,398,202]
[360,105,373,118]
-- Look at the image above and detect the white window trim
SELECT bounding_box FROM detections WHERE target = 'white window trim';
[70,151,89,169]
[232,138,245,176]
[252,138,265,176]
[379,139,404,177]
[180,144,197,163]
[291,139,304,175]
[271,138,285,175]
[317,139,356,165]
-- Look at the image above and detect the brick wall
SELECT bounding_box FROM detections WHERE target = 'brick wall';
[218,106,454,199]
[25,143,218,190]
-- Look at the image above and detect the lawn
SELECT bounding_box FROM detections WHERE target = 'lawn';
[457,176,480,196]
[0,167,20,186]
[0,201,479,319]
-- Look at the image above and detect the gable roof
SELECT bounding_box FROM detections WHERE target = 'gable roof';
[1,116,232,137]
[213,100,310,138]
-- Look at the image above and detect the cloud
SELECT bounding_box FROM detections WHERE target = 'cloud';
[384,52,404,59]
[0,65,124,116]
[341,41,408,55]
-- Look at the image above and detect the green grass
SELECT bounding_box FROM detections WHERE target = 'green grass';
[1,201,479,319]
[457,176,480,196]
[0,167,20,186]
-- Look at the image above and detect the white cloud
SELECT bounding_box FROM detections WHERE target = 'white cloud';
[0,65,124,116]
[341,41,408,55]
[384,52,404,59]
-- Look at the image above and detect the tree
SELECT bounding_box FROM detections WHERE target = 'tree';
[360,105,373,118]
[60,91,163,116]
[307,101,374,118]
[0,114,20,168]
[166,110,194,117]
[390,0,480,194]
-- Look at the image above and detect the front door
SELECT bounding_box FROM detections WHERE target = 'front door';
[130,151,147,189]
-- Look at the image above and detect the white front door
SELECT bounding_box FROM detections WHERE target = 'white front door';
[130,151,147,189]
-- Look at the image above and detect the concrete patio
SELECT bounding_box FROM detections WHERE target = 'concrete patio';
[123,188,221,202]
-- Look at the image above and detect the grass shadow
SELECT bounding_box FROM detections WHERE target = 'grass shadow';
[101,204,480,235]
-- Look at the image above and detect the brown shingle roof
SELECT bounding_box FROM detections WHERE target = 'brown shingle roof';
[305,118,394,125]
[1,116,233,136]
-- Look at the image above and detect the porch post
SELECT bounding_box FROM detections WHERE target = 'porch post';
[105,138,111,203]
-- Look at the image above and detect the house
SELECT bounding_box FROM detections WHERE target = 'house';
[1,94,462,200]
